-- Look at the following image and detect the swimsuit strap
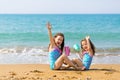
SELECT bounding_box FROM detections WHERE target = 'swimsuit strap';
[82,51,93,57]
[55,47,62,54]
[82,51,87,55]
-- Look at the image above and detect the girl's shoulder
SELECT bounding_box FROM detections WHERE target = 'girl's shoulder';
[48,44,56,52]
[82,51,87,54]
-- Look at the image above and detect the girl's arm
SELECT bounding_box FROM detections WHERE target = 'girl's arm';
[46,22,55,48]
[80,51,83,59]
[86,36,93,56]
[76,51,83,61]
[78,52,83,60]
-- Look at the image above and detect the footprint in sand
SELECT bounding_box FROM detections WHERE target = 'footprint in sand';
[104,71,113,74]
[30,70,43,73]
[9,71,17,76]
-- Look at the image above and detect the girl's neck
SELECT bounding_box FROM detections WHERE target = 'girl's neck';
[83,49,88,52]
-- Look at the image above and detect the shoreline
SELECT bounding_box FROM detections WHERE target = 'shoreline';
[0,51,120,64]
[0,64,120,80]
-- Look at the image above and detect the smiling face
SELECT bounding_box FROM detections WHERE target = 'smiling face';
[54,35,64,47]
[81,40,88,51]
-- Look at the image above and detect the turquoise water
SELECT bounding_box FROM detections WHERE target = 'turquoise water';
[0,14,120,64]
[0,14,120,48]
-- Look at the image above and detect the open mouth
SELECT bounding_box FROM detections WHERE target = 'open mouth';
[57,42,60,46]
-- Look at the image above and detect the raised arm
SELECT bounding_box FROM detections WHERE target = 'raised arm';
[86,36,93,55]
[46,22,55,47]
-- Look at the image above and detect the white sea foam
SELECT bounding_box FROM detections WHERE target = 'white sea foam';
[0,47,120,64]
[0,47,49,64]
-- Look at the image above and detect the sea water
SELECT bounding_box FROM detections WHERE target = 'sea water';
[0,14,120,64]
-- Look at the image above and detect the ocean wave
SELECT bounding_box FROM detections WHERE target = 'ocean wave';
[0,47,47,55]
[0,47,49,64]
[0,46,119,64]
[0,46,119,60]
[70,47,120,54]
[95,48,120,53]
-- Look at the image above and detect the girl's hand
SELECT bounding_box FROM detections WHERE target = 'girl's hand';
[86,36,90,40]
[46,22,52,30]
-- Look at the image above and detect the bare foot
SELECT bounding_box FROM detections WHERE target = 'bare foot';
[60,65,70,69]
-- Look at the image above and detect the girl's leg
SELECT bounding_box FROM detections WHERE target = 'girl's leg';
[54,54,78,70]
[72,58,86,70]
[72,58,83,67]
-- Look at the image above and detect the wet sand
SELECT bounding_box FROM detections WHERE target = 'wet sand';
[0,64,119,80]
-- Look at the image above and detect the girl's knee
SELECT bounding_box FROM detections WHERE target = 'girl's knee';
[61,53,67,58]
[72,58,78,62]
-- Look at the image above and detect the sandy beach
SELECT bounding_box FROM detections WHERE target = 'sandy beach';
[0,64,119,80]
